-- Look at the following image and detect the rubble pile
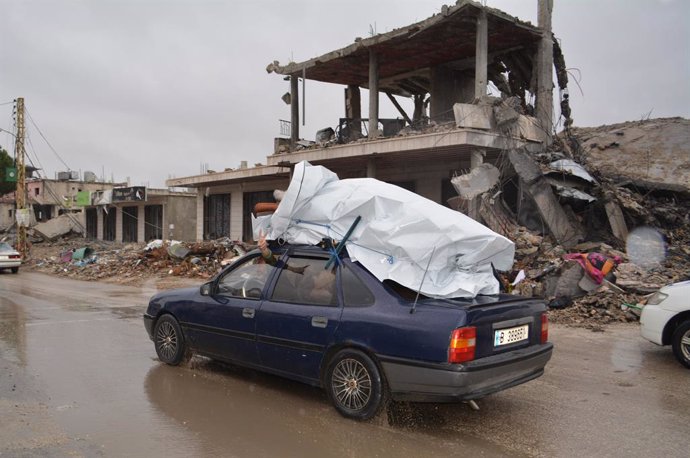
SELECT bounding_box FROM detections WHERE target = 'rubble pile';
[478,118,690,328]
[25,236,253,284]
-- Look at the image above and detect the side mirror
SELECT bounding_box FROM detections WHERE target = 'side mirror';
[200,281,213,296]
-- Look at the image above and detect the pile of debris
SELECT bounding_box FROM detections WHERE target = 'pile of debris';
[449,117,690,328]
[25,236,253,284]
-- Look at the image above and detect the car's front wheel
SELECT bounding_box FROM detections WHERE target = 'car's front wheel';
[154,314,189,365]
[325,349,387,420]
[671,320,690,369]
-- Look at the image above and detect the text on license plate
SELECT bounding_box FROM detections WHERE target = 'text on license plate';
[494,324,529,347]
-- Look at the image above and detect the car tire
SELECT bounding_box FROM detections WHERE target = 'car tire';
[11,267,18,274]
[325,349,387,420]
[671,320,690,369]
[154,314,189,366]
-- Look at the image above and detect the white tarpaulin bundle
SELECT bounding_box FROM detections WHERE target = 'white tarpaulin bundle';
[254,161,515,298]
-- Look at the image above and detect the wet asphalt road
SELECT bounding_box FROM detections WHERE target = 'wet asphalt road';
[1,272,688,457]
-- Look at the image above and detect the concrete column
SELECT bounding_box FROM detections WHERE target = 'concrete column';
[475,9,488,99]
[536,0,554,145]
[366,158,376,178]
[96,207,104,240]
[368,50,379,139]
[469,149,485,221]
[137,203,145,242]
[196,192,204,241]
[230,191,243,240]
[345,85,362,137]
[290,75,299,147]
[115,207,122,242]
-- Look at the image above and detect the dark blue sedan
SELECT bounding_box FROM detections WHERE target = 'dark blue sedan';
[144,244,553,420]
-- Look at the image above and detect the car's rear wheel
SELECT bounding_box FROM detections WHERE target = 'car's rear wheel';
[671,320,690,369]
[325,349,386,420]
[11,267,18,274]
[154,314,189,366]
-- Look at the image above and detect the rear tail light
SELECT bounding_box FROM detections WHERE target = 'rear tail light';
[540,313,549,344]
[9,254,20,259]
[449,327,476,363]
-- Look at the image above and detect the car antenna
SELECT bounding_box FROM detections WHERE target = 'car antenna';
[411,246,436,314]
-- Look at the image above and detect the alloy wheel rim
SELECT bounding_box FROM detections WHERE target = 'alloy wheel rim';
[332,358,372,411]
[681,330,690,360]
[156,322,178,360]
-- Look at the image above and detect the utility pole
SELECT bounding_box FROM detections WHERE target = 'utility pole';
[14,97,28,259]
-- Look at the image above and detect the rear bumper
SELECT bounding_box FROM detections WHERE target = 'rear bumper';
[0,260,21,269]
[381,343,553,402]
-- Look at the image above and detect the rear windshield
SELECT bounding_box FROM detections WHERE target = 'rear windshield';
[382,280,430,302]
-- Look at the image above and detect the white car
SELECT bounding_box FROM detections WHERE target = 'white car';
[0,241,21,274]
[640,280,690,368]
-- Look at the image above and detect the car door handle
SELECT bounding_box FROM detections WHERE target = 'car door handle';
[242,308,255,319]
[311,316,328,328]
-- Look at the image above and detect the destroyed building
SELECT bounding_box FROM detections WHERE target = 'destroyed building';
[1,173,198,243]
[0,175,123,231]
[167,0,582,244]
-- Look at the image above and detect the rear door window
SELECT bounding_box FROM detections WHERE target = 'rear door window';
[342,265,375,307]
[271,256,338,306]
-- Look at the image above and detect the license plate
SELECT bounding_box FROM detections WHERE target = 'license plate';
[494,324,529,346]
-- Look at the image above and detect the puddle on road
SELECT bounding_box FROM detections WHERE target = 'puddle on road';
[144,358,513,457]
[0,295,28,365]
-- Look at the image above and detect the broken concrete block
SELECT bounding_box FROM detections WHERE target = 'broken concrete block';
[517,115,547,142]
[453,103,493,130]
[604,200,628,241]
[33,214,84,241]
[553,261,587,298]
[494,104,520,127]
[451,163,500,199]
[508,149,543,185]
[508,150,584,247]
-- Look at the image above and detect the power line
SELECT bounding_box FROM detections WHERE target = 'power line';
[25,107,70,170]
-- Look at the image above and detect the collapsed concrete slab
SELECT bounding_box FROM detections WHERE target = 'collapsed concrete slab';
[508,149,584,247]
[32,214,83,241]
[570,117,690,193]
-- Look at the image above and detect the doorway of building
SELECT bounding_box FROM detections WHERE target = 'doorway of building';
[86,208,97,239]
[145,205,163,241]
[203,194,230,240]
[122,206,138,242]
[242,190,275,242]
[104,207,116,241]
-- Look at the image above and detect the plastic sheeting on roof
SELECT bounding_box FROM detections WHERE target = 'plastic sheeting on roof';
[253,161,515,299]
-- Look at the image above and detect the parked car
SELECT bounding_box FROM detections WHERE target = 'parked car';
[0,242,21,274]
[640,280,690,369]
[144,244,553,420]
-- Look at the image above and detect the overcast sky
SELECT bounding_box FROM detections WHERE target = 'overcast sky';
[1,0,688,188]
